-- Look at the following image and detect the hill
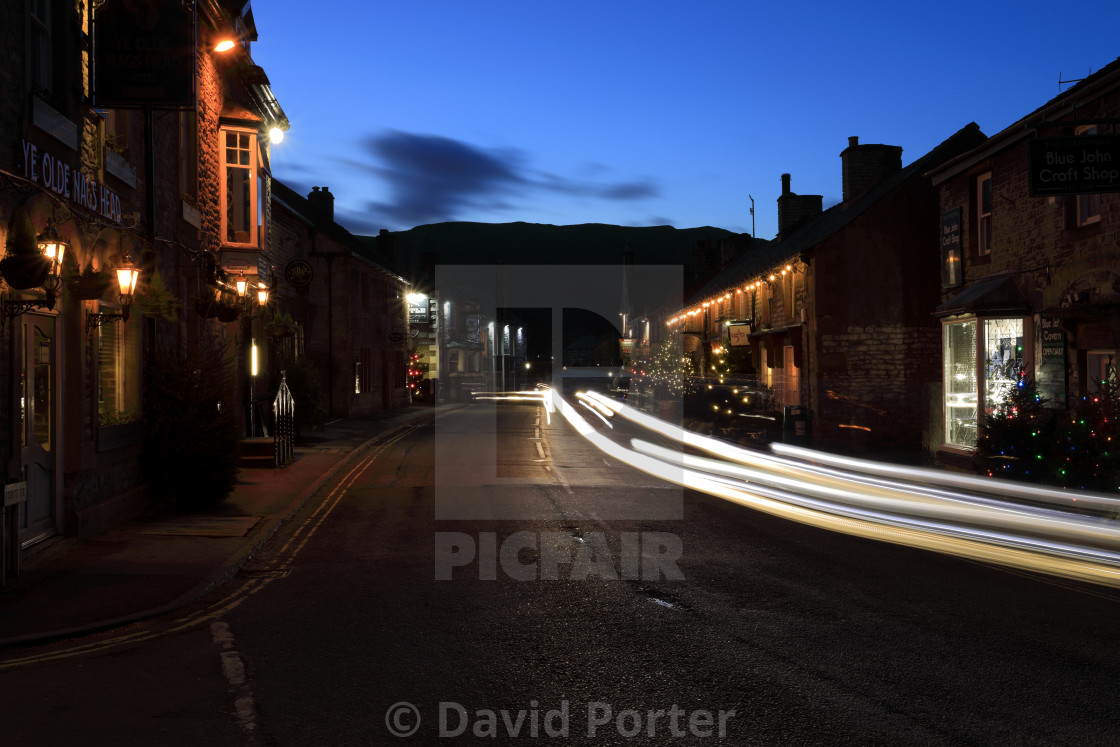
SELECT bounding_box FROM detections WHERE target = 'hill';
[368,221,739,280]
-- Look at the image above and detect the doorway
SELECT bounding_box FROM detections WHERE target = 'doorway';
[19,314,57,547]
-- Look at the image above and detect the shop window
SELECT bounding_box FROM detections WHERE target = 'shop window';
[354,347,372,393]
[943,317,1027,449]
[1086,351,1116,395]
[221,127,265,247]
[976,173,992,256]
[98,310,140,425]
[1076,126,1101,227]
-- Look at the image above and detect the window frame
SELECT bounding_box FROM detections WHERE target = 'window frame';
[941,315,1030,451]
[1075,125,1102,227]
[976,172,992,257]
[219,125,264,248]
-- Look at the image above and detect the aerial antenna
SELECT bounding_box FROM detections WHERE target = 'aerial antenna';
[1059,69,1091,91]
[748,194,755,238]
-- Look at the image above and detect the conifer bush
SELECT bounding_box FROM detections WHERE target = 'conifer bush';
[144,333,241,510]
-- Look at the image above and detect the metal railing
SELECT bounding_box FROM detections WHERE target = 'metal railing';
[274,372,295,467]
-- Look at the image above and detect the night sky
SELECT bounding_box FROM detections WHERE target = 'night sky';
[252,1,1120,238]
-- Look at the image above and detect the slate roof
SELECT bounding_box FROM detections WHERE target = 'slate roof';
[688,122,987,305]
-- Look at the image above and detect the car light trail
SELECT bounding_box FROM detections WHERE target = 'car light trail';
[563,391,1120,588]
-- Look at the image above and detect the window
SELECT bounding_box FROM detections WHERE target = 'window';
[943,317,1027,449]
[976,173,992,256]
[355,347,372,393]
[220,127,265,247]
[30,0,52,95]
[98,310,140,425]
[1086,351,1116,395]
[1076,126,1101,227]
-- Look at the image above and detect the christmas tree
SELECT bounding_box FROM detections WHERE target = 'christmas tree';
[975,373,1054,482]
[1053,364,1120,493]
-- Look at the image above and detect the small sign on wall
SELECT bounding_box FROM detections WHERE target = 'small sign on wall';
[941,208,962,288]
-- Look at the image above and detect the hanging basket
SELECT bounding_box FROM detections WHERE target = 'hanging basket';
[195,295,221,319]
[66,271,113,301]
[0,254,52,290]
[215,303,242,323]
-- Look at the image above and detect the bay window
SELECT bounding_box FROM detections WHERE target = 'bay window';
[943,317,1027,449]
[220,126,267,248]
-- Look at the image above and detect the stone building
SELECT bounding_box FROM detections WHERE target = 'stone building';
[679,125,987,457]
[0,1,288,568]
[270,182,412,418]
[929,56,1120,468]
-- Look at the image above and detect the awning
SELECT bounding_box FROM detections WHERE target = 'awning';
[934,276,1031,318]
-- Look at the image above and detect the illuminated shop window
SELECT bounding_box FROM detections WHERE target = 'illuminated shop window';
[98,310,140,426]
[943,317,1027,449]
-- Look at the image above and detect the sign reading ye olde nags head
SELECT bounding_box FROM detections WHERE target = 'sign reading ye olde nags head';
[1028,135,1120,196]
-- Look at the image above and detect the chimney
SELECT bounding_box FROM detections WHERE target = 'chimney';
[376,228,397,263]
[841,136,903,203]
[776,173,823,238]
[307,186,335,223]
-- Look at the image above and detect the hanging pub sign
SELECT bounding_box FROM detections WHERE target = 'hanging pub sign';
[940,208,962,289]
[92,0,197,109]
[727,323,750,347]
[1028,135,1120,196]
[284,259,313,288]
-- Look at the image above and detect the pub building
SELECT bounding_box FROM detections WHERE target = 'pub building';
[929,55,1120,466]
[0,0,292,575]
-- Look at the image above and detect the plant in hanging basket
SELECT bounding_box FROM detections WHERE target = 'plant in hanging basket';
[0,254,51,290]
[195,294,221,319]
[65,264,114,300]
[265,310,297,338]
[215,301,242,323]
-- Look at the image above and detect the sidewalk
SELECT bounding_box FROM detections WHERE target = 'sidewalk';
[0,404,455,647]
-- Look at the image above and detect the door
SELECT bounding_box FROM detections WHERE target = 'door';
[19,314,57,547]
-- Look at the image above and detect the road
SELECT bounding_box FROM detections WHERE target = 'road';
[1,401,1118,745]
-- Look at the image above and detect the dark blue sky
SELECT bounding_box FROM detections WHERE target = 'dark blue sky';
[252,1,1120,237]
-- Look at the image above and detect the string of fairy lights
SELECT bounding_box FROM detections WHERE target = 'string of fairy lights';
[666,262,799,328]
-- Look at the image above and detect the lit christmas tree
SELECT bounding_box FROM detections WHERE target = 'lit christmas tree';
[1053,364,1120,493]
[975,373,1053,482]
[647,328,694,397]
[408,350,429,400]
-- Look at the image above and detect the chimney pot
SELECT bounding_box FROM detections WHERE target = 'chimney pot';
[848,136,859,148]
[781,173,791,195]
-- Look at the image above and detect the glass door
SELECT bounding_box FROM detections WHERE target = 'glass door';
[19,315,56,547]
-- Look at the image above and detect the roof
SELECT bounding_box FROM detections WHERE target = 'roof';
[689,122,987,304]
[933,275,1031,318]
[271,179,404,281]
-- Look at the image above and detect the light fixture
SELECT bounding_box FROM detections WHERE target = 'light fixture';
[236,273,248,296]
[2,219,69,317]
[268,127,285,144]
[87,256,140,331]
[214,38,237,53]
[257,286,269,306]
[406,292,427,303]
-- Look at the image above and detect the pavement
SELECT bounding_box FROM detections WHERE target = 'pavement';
[0,403,456,648]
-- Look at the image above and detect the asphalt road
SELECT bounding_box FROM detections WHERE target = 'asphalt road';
[1,401,1118,745]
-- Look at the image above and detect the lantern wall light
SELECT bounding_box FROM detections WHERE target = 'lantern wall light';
[2,219,68,318]
[86,257,140,332]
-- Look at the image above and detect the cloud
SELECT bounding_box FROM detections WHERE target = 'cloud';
[351,130,659,229]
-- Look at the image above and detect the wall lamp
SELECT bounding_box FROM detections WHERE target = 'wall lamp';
[2,219,68,318]
[86,258,140,332]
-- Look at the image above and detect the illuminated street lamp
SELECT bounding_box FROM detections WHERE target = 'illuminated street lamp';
[87,256,140,331]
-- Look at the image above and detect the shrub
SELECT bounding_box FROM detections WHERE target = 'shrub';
[144,333,241,510]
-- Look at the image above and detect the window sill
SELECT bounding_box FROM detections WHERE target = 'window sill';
[98,421,142,452]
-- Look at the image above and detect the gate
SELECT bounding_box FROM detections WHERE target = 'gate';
[274,372,295,466]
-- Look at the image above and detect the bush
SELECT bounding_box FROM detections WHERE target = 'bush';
[144,334,241,510]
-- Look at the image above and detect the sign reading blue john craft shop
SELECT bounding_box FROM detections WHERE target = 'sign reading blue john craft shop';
[92,0,197,109]
[1028,135,1120,196]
